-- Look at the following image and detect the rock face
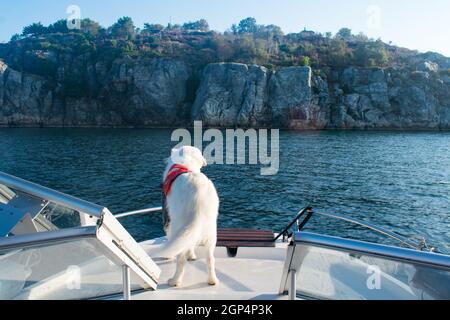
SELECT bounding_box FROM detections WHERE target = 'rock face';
[268,66,328,129]
[325,67,450,129]
[192,63,270,127]
[0,58,190,126]
[101,58,190,126]
[193,63,450,130]
[1,58,450,129]
[192,63,328,129]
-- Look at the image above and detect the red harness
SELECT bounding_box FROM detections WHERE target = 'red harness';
[163,164,192,196]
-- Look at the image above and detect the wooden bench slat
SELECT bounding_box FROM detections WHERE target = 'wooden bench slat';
[217,242,275,248]
[218,230,273,235]
[217,229,274,235]
[218,232,273,237]
[218,234,274,239]
[218,228,273,233]
[216,228,275,248]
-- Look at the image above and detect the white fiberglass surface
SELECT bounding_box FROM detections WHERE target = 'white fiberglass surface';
[0,238,146,300]
[135,241,288,300]
[295,245,450,300]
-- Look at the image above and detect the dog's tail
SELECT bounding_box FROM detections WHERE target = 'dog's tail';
[153,210,203,259]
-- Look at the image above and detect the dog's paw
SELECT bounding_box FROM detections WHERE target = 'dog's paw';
[187,254,197,261]
[187,249,197,261]
[161,256,175,262]
[168,278,182,287]
[208,277,219,286]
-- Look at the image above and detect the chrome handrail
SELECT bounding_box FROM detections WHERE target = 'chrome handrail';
[0,227,97,252]
[280,231,450,298]
[295,232,450,270]
[116,206,425,251]
[115,207,163,219]
[313,211,420,250]
[0,172,105,217]
[277,207,423,250]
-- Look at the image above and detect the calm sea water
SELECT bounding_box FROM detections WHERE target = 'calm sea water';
[0,129,449,253]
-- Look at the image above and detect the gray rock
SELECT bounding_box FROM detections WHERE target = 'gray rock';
[0,58,191,126]
[269,66,313,127]
[192,63,270,127]
[2,56,450,130]
[420,61,439,73]
[116,58,190,125]
[192,64,329,129]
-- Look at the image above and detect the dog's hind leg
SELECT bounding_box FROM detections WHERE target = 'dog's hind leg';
[168,252,188,287]
[206,242,219,286]
[187,247,197,261]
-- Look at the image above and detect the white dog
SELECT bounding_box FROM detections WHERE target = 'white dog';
[157,146,219,287]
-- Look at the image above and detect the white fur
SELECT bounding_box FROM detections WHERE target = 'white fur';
[157,146,219,287]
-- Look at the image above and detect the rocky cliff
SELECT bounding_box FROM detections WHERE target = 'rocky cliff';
[0,58,190,127]
[193,61,450,130]
[1,57,450,129]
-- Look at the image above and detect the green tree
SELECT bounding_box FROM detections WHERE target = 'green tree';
[182,19,209,31]
[237,17,258,34]
[259,24,283,38]
[110,17,136,39]
[354,40,389,67]
[354,32,369,42]
[143,23,164,34]
[327,38,351,66]
[336,27,352,40]
[280,43,296,54]
[166,23,182,31]
[10,34,21,42]
[22,22,47,37]
[229,24,240,35]
[47,20,69,33]
[299,56,311,66]
[80,19,102,36]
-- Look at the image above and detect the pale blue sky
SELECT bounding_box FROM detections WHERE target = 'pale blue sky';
[0,0,449,56]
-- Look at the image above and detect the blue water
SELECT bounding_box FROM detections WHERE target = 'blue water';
[0,129,449,253]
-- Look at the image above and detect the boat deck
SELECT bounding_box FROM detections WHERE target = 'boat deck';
[135,238,289,300]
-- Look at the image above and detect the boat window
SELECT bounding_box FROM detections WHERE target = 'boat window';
[0,180,98,237]
[280,232,450,300]
[0,235,147,300]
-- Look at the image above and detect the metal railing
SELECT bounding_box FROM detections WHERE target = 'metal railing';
[280,231,450,300]
[275,206,424,251]
[0,171,105,218]
[116,205,428,252]
[312,211,421,250]
[115,207,163,219]
[0,227,97,253]
[295,232,450,270]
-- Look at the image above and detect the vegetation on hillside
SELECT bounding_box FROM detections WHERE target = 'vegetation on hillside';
[0,16,418,79]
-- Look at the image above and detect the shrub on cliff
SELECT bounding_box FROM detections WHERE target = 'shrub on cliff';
[182,19,210,32]
[109,17,136,40]
[354,40,390,67]
[22,22,47,37]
